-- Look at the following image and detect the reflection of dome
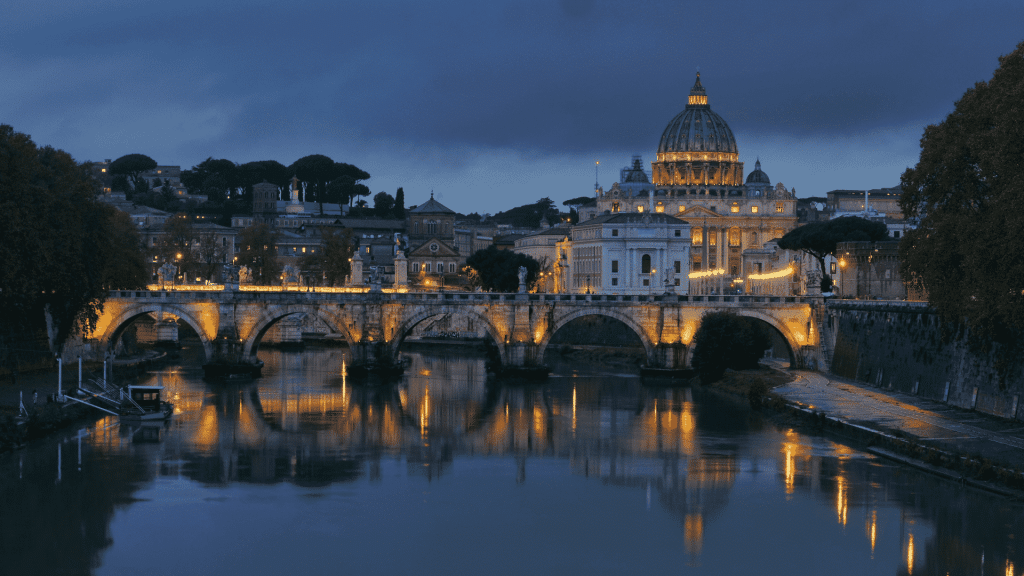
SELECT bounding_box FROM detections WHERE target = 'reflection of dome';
[745,159,771,185]
[657,72,738,155]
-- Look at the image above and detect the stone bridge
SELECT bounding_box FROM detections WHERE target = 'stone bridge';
[82,289,824,373]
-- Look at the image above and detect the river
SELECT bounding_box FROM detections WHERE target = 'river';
[1,345,1022,575]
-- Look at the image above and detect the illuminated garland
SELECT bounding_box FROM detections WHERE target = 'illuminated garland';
[688,268,726,279]
[748,265,795,281]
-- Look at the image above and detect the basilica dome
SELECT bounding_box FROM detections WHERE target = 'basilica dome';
[657,72,738,156]
[745,159,771,185]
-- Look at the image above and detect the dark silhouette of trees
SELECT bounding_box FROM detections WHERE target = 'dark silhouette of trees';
[373,191,395,219]
[0,125,147,351]
[299,228,353,286]
[899,40,1024,343]
[109,153,156,196]
[465,246,540,292]
[490,198,559,228]
[778,216,888,292]
[394,187,406,219]
[236,223,280,285]
[690,311,771,384]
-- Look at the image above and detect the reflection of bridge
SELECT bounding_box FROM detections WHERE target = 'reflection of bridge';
[84,289,823,371]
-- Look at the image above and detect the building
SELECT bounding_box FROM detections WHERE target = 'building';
[585,72,800,294]
[834,241,911,300]
[566,213,690,295]
[405,194,462,288]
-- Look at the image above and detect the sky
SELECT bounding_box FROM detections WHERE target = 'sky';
[3,0,1023,215]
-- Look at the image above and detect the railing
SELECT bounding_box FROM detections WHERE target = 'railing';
[110,289,820,306]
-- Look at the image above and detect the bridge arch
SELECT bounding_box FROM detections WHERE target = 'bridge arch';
[242,305,357,358]
[721,308,800,366]
[97,304,214,361]
[389,306,508,365]
[537,308,656,365]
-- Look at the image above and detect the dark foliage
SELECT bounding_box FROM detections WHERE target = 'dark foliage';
[108,153,156,195]
[899,41,1024,344]
[778,216,888,291]
[465,246,540,292]
[489,198,559,228]
[690,311,771,384]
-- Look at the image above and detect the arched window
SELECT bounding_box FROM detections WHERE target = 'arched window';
[443,222,449,234]
[641,254,652,274]
[413,262,420,273]
[428,221,437,234]
[413,221,419,234]
[436,262,443,274]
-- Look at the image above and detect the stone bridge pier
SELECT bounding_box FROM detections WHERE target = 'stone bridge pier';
[82,290,824,378]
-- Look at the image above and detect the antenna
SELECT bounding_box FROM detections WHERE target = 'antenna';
[595,160,600,189]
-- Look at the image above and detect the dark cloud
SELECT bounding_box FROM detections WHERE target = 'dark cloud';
[3,0,1023,212]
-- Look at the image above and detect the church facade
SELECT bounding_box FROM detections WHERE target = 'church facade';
[582,73,801,294]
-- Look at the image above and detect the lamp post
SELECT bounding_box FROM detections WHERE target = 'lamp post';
[838,257,847,299]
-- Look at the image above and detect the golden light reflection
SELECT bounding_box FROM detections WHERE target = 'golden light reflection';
[835,475,848,526]
[572,387,577,434]
[907,532,914,575]
[192,405,219,452]
[1007,559,1015,576]
[420,386,430,439]
[532,404,545,437]
[684,514,704,556]
[868,510,877,557]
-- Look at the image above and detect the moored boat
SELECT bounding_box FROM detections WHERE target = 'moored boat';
[119,385,174,421]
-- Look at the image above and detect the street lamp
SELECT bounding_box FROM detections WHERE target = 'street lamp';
[838,257,847,298]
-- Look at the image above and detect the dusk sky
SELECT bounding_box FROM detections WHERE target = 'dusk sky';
[4,0,1023,214]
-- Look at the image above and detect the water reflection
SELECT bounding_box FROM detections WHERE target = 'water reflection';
[1,346,1022,575]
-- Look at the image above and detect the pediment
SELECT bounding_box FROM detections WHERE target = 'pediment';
[678,205,723,218]
[408,238,459,257]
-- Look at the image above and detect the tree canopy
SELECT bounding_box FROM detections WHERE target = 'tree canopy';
[778,216,888,291]
[109,153,156,195]
[299,227,353,286]
[690,311,771,384]
[465,246,540,292]
[0,125,148,351]
[899,40,1024,342]
[236,223,280,285]
[490,198,560,228]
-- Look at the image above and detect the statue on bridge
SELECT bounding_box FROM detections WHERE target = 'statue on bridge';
[158,261,176,288]
[239,265,252,285]
[518,266,527,293]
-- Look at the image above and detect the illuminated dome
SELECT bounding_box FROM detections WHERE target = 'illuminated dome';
[745,159,771,185]
[657,72,738,156]
[651,73,743,189]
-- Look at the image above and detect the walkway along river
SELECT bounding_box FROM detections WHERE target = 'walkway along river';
[1,346,1022,575]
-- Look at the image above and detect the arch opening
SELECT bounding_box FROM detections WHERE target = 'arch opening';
[245,308,353,360]
[541,314,647,371]
[537,310,655,368]
[101,307,213,364]
[391,310,506,367]
[727,313,796,368]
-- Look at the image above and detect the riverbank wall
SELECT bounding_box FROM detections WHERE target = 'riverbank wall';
[826,300,1024,421]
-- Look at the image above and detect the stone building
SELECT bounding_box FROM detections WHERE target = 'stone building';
[587,72,799,293]
[405,194,462,289]
[834,240,916,300]
[566,213,690,295]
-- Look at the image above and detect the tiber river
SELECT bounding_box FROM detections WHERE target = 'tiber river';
[2,345,1023,576]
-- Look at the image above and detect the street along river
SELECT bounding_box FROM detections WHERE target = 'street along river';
[2,345,1022,575]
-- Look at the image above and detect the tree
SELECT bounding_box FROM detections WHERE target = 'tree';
[98,206,149,289]
[465,246,540,292]
[777,216,888,292]
[0,125,147,352]
[236,223,280,285]
[490,198,560,228]
[373,191,395,219]
[181,158,236,203]
[299,227,353,286]
[109,154,157,196]
[291,155,340,215]
[900,41,1024,343]
[690,311,771,384]
[394,187,406,219]
[237,160,291,201]
[156,213,198,282]
[563,196,594,224]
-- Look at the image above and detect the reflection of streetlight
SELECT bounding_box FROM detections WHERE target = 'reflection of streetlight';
[838,257,847,298]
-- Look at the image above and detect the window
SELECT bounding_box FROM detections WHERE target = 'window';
[750,232,758,245]
[692,256,702,270]
[674,261,681,273]
[709,232,717,247]
[413,263,420,273]
[830,262,837,274]
[428,221,437,234]
[643,279,650,286]
[611,277,618,286]
[674,229,681,237]
[436,262,443,273]
[751,206,759,213]
[611,260,618,273]
[776,203,784,213]
[730,204,739,213]
[675,279,680,286]
[612,202,620,213]
[611,229,618,237]
[637,205,644,213]
[449,263,456,273]
[691,227,703,246]
[729,229,741,246]
[641,254,651,274]
[655,204,664,213]
[893,231,900,238]
[413,221,419,234]
[678,205,685,212]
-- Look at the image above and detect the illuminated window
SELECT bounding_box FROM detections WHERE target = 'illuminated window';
[751,206,759,213]
[612,202,620,213]
[678,205,685,212]
[709,232,717,247]
[637,205,644,213]
[776,203,784,213]
[655,204,665,213]
[730,205,739,213]
[691,228,703,246]
[729,229,741,246]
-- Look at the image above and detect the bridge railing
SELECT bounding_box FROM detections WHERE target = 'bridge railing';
[109,289,822,306]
